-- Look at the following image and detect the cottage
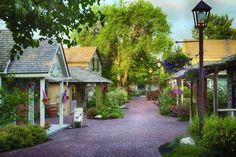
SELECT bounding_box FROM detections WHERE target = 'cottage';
[64,47,111,109]
[0,30,70,129]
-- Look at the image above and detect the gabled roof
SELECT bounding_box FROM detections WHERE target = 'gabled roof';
[64,47,98,63]
[69,66,111,83]
[7,40,59,74]
[182,40,236,64]
[0,30,69,76]
[0,30,14,72]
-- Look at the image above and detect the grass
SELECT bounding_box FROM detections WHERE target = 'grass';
[163,144,215,157]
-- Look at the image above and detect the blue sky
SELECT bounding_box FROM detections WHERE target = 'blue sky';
[101,0,236,40]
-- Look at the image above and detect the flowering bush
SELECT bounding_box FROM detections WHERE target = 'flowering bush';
[164,52,190,73]
[159,87,176,115]
[171,89,183,96]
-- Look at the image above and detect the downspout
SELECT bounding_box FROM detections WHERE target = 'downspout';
[4,60,11,74]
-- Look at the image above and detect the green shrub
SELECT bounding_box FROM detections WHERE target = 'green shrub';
[87,93,96,108]
[106,89,128,106]
[188,117,200,143]
[189,115,236,156]
[0,86,28,125]
[86,107,97,118]
[97,91,124,119]
[202,115,236,155]
[0,125,46,152]
[164,144,212,157]
[159,87,176,115]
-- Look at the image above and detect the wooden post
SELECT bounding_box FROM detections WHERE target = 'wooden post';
[78,83,86,108]
[176,80,179,106]
[59,81,64,126]
[181,79,184,105]
[28,87,35,124]
[190,81,194,123]
[213,71,219,114]
[204,78,208,113]
[40,78,45,127]
[96,83,103,108]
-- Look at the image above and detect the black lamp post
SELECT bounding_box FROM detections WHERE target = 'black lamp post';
[192,0,211,136]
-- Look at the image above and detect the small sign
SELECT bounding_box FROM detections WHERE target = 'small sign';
[74,108,83,123]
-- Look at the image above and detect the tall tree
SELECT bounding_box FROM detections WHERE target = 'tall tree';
[0,0,102,59]
[192,14,236,39]
[73,0,173,87]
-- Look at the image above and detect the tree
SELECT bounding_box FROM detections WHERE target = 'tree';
[0,0,102,59]
[73,0,173,87]
[192,14,236,39]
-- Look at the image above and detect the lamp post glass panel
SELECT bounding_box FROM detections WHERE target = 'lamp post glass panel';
[192,0,211,137]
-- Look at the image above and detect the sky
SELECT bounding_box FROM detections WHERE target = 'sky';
[1,0,235,41]
[101,0,236,41]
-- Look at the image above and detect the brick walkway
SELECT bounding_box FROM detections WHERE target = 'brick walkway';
[1,97,188,157]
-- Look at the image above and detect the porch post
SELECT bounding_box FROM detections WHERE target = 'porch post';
[181,79,184,105]
[59,81,64,126]
[78,83,86,108]
[40,78,45,127]
[213,71,219,114]
[96,83,103,108]
[176,80,179,106]
[28,87,35,124]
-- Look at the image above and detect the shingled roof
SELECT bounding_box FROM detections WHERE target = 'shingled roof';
[0,30,14,73]
[7,41,59,74]
[64,47,98,63]
[69,66,111,83]
[0,30,63,74]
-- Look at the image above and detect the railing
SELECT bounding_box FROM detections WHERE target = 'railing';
[217,108,236,117]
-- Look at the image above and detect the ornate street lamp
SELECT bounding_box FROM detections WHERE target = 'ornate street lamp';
[192,0,211,136]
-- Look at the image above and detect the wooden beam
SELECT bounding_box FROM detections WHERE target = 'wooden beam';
[213,71,219,114]
[181,79,184,105]
[78,83,86,108]
[40,78,46,127]
[96,83,103,108]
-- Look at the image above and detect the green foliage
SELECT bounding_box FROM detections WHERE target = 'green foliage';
[164,144,212,157]
[207,86,228,114]
[106,88,128,106]
[97,100,123,119]
[86,107,97,119]
[73,0,173,86]
[192,14,236,39]
[183,86,190,98]
[87,93,96,108]
[96,89,126,119]
[0,0,101,59]
[0,124,46,152]
[177,98,190,121]
[0,86,28,125]
[188,115,236,156]
[159,87,176,115]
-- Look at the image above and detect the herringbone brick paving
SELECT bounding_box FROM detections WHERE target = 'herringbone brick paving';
[0,97,188,157]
